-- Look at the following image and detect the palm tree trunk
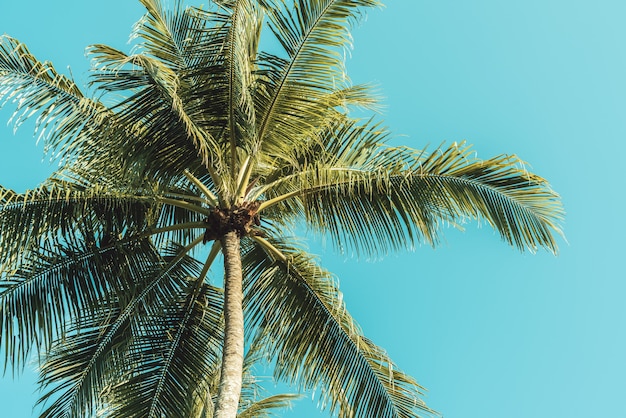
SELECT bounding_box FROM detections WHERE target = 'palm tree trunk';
[214,230,245,418]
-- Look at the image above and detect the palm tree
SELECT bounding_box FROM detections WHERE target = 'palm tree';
[0,0,563,417]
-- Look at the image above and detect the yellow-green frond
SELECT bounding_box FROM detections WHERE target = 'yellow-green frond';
[242,236,435,418]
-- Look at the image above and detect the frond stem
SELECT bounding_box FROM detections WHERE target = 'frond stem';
[234,155,254,205]
[184,169,219,206]
[157,197,212,216]
[199,241,221,283]
[164,192,213,205]
[228,0,243,179]
[250,236,287,262]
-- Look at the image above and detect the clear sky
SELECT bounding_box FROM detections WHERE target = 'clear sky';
[1,1,624,417]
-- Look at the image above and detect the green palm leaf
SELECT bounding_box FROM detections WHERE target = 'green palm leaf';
[107,282,223,418]
[0,236,156,369]
[257,133,563,255]
[0,36,113,161]
[243,236,434,418]
[0,172,215,267]
[37,302,130,418]
[254,0,381,155]
[36,241,205,418]
[0,182,151,271]
[87,42,221,178]
[236,393,302,418]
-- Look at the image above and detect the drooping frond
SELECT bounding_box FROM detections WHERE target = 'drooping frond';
[0,36,109,162]
[35,240,206,418]
[0,173,213,373]
[242,236,435,418]
[107,282,224,418]
[0,236,156,370]
[0,171,214,267]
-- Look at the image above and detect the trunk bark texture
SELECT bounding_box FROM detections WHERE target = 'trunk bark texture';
[213,231,244,418]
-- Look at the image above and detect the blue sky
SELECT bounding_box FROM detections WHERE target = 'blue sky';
[1,1,624,417]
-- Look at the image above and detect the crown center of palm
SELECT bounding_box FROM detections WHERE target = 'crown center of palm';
[202,201,262,243]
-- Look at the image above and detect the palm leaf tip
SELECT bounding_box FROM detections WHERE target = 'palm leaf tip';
[426,144,564,253]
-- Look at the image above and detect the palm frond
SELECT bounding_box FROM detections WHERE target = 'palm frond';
[234,341,302,417]
[133,0,230,71]
[237,393,302,418]
[108,282,223,418]
[0,236,157,370]
[0,35,110,162]
[87,43,221,176]
[0,171,216,268]
[36,240,205,418]
[114,0,245,182]
[243,236,434,418]
[0,182,153,270]
[133,0,194,70]
[258,139,564,255]
[253,0,381,154]
[37,302,130,418]
[224,0,262,178]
